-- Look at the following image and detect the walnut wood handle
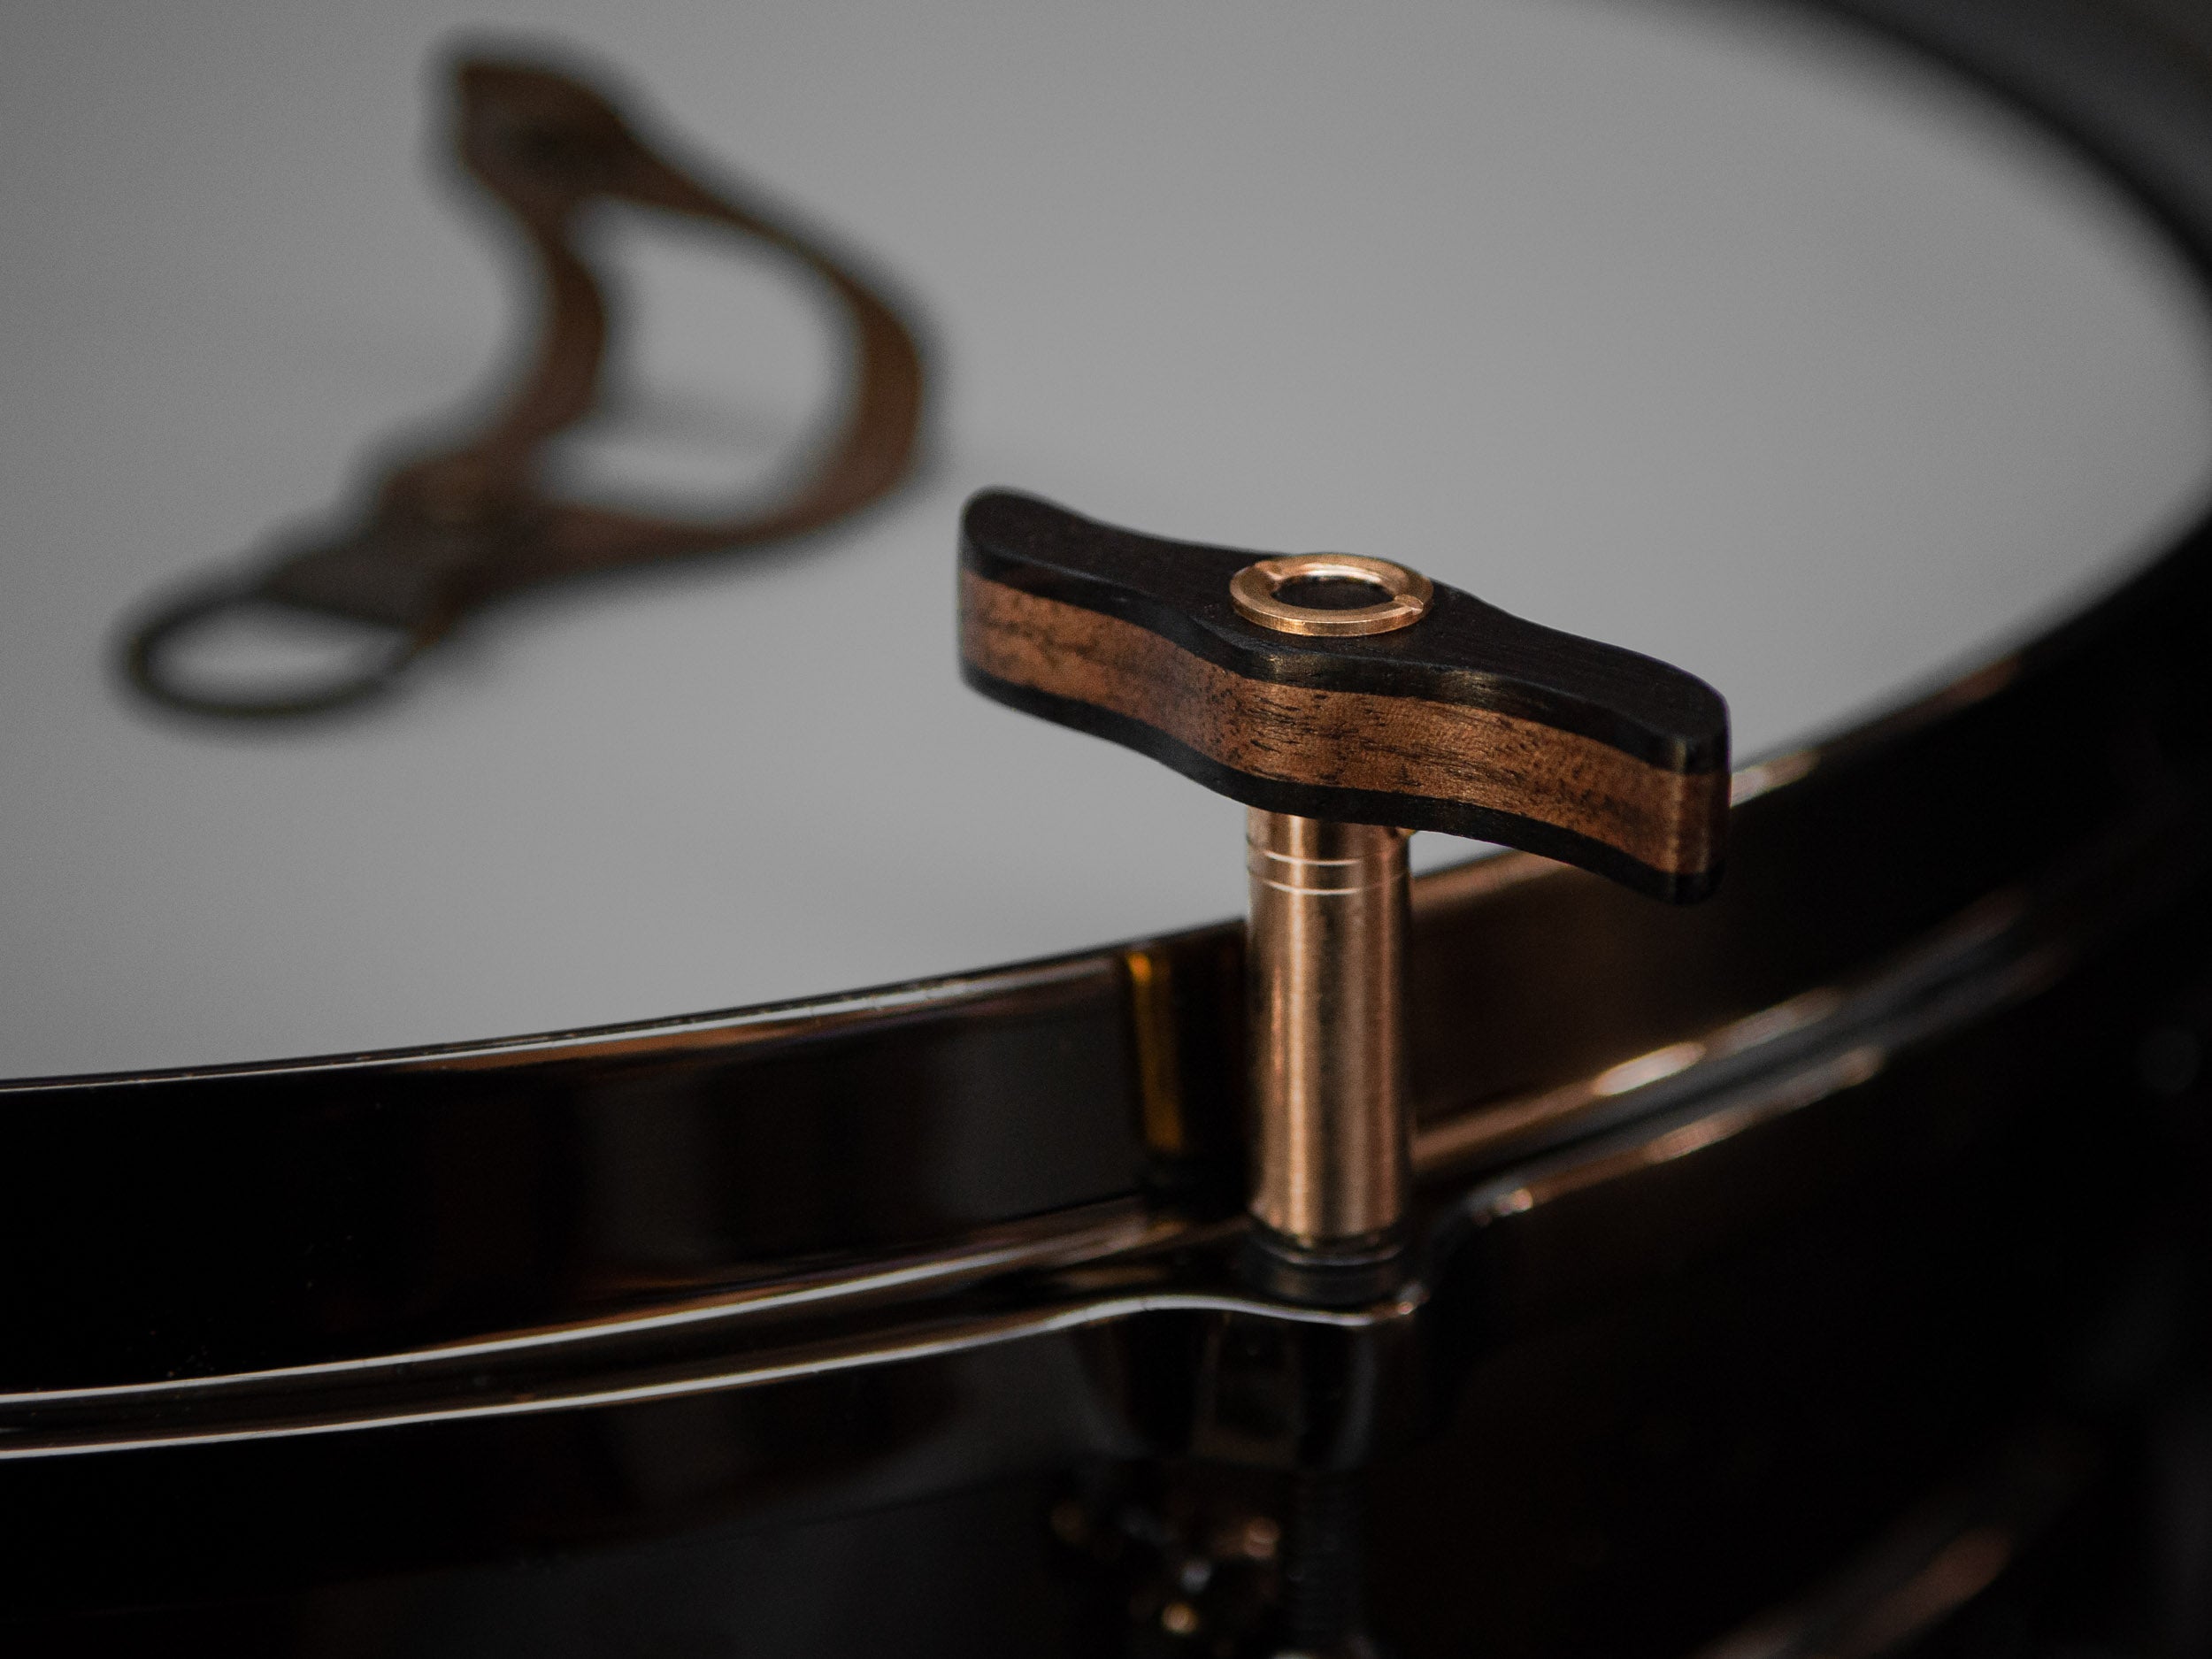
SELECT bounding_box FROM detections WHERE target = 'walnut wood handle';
[958,490,1730,902]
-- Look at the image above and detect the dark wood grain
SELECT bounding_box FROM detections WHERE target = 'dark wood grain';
[959,491,1731,901]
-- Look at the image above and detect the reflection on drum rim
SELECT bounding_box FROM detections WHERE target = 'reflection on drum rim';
[0,859,2088,1459]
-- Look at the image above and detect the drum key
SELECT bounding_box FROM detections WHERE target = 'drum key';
[959,488,1729,1654]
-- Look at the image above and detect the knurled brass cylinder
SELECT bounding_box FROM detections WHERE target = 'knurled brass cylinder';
[1245,808,1410,1248]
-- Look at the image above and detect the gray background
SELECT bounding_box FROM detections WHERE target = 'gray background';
[4,0,2210,1078]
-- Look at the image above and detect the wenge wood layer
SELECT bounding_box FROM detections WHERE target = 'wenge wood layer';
[959,492,1730,900]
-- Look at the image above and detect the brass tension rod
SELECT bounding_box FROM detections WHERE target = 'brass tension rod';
[1230,549,1434,1305]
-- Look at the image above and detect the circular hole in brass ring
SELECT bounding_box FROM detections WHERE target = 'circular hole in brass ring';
[1228,553,1433,637]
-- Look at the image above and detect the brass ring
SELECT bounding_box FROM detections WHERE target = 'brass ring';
[1228,553,1433,638]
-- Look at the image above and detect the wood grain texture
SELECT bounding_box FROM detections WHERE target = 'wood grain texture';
[959,492,1730,902]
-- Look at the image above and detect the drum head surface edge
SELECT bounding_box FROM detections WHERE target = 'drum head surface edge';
[3,0,2209,1079]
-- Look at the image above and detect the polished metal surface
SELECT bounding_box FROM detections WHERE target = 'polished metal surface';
[1247,810,1412,1248]
[1227,554,1433,639]
[0,770,2127,1460]
[1688,1426,2089,1659]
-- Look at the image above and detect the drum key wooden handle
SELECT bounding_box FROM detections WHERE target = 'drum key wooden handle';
[961,488,1730,1297]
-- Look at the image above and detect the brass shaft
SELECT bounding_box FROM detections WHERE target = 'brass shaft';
[1246,809,1410,1248]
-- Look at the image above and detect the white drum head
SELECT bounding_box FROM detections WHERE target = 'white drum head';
[3,0,2208,1078]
